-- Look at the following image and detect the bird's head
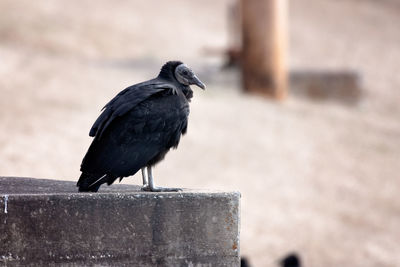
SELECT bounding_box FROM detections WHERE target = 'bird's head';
[174,63,206,90]
[159,61,206,90]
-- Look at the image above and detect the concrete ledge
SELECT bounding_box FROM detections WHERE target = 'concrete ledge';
[0,177,240,266]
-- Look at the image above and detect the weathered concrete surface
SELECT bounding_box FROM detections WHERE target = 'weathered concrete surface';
[0,177,240,266]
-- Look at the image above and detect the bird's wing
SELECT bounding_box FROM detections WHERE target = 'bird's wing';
[89,79,177,138]
[80,93,189,181]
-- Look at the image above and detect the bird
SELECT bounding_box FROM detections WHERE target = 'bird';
[280,253,301,267]
[240,257,251,267]
[77,61,205,192]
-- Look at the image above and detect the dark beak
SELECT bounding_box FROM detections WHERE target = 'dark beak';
[191,75,206,90]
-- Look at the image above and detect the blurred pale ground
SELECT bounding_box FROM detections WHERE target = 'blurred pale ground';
[1,0,400,266]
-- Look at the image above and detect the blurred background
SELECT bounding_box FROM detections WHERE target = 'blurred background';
[1,0,400,266]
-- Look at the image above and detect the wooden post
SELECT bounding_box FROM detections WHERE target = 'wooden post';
[241,0,288,99]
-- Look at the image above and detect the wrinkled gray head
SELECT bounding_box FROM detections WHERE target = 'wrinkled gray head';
[174,64,206,89]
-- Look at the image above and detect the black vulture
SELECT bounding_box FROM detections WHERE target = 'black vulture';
[280,253,301,267]
[240,257,251,267]
[77,61,205,192]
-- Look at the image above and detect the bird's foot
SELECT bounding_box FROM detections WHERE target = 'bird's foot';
[141,184,150,191]
[152,187,182,192]
[141,184,182,192]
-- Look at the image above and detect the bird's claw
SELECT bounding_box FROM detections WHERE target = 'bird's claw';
[155,187,182,192]
[141,184,151,191]
[141,184,182,192]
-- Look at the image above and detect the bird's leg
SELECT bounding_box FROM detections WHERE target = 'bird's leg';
[141,167,149,187]
[141,166,182,192]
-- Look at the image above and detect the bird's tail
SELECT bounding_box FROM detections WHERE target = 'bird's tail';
[77,172,109,192]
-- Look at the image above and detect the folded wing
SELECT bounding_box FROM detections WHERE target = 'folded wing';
[89,79,177,138]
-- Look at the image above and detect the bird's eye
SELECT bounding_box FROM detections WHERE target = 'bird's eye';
[182,70,188,75]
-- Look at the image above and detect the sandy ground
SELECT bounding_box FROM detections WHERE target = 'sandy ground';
[1,0,400,266]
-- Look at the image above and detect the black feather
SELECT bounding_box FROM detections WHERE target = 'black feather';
[78,61,194,192]
[89,81,177,138]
